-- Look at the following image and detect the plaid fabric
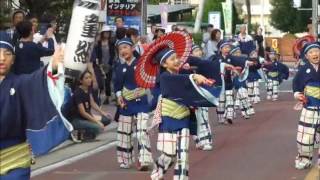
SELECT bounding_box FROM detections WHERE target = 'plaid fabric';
[117,115,134,166]
[216,92,226,123]
[195,107,212,146]
[136,112,153,165]
[236,87,255,117]
[296,108,320,160]
[266,79,279,100]
[225,90,235,120]
[152,128,190,180]
[247,81,261,103]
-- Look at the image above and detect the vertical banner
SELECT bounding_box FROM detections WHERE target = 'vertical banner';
[208,11,221,30]
[106,0,142,33]
[160,3,168,29]
[222,0,232,37]
[64,0,101,73]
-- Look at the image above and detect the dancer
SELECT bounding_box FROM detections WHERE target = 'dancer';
[293,42,320,169]
[113,38,153,170]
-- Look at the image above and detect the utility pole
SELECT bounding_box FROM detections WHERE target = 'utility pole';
[194,0,205,33]
[312,0,319,37]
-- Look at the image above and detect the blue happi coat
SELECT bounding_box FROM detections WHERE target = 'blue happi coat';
[0,64,72,155]
[293,62,320,108]
[113,58,150,116]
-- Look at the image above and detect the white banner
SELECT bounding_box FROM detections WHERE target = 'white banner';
[160,3,168,29]
[293,0,301,8]
[208,11,221,29]
[64,0,100,73]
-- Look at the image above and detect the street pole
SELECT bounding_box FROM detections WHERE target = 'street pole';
[193,0,205,33]
[141,0,147,36]
[312,0,318,37]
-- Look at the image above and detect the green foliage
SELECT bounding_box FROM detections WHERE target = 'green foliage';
[192,32,202,45]
[0,1,12,29]
[270,0,311,34]
[148,0,168,5]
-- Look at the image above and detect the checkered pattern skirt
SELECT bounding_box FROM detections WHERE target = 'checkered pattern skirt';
[216,90,235,122]
[117,113,153,166]
[151,128,190,180]
[236,87,255,117]
[266,79,279,100]
[247,81,260,103]
[296,108,320,160]
[195,107,212,146]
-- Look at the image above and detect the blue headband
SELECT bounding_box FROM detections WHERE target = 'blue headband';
[155,48,175,65]
[230,46,240,55]
[192,44,200,51]
[303,43,320,54]
[0,31,14,53]
[218,40,232,50]
[116,38,133,47]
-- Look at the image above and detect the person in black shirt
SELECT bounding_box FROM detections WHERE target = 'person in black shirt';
[70,71,111,140]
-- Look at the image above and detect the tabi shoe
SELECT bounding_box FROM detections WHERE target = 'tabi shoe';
[120,163,130,169]
[266,95,271,100]
[295,157,312,170]
[202,144,213,151]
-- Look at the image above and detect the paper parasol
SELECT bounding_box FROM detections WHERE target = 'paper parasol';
[135,31,193,88]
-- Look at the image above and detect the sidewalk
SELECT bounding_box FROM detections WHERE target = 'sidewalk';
[31,104,118,173]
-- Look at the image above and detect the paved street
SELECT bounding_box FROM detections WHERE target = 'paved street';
[31,79,319,180]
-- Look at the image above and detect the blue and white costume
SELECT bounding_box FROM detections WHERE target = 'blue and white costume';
[113,38,153,168]
[293,43,320,169]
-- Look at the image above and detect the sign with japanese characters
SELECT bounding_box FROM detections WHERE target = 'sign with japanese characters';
[64,0,100,72]
[106,0,142,32]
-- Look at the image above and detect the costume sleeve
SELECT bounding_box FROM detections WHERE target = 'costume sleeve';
[36,40,55,57]
[186,56,223,86]
[113,64,125,97]
[292,68,305,93]
[18,62,72,156]
[278,62,289,80]
[160,72,222,107]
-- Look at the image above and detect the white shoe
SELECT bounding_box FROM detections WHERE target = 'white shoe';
[243,115,250,119]
[295,157,312,170]
[267,95,271,100]
[120,163,130,169]
[202,144,213,151]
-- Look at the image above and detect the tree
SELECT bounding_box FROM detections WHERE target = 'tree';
[6,0,74,38]
[0,0,12,30]
[270,0,311,34]
[148,0,169,5]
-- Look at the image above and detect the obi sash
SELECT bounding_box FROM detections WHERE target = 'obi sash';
[0,142,31,175]
[304,84,320,107]
[161,98,190,120]
[267,71,279,78]
[122,87,146,101]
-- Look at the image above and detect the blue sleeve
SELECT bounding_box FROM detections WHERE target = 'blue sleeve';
[36,40,54,57]
[113,64,124,93]
[18,67,70,156]
[292,68,304,93]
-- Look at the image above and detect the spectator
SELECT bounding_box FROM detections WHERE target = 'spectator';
[69,70,112,141]
[13,20,54,74]
[34,16,59,65]
[148,23,157,42]
[153,27,165,40]
[126,27,144,57]
[235,24,255,56]
[202,24,213,45]
[115,16,125,29]
[28,15,39,34]
[6,10,25,45]
[255,27,265,58]
[205,29,221,58]
[91,25,115,105]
